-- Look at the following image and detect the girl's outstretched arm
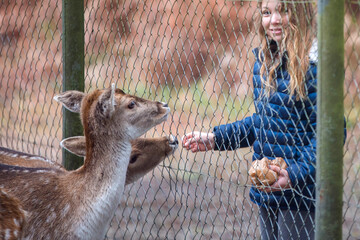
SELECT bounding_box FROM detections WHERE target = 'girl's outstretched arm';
[182,131,215,152]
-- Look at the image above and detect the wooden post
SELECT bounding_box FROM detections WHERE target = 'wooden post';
[61,0,84,170]
[316,0,345,239]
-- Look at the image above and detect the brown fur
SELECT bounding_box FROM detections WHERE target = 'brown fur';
[61,135,178,185]
[0,135,178,185]
[0,86,170,239]
[0,147,64,170]
[126,136,177,184]
[0,188,26,240]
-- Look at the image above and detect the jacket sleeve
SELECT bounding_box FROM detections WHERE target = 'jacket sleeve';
[212,114,256,151]
[286,128,317,192]
[286,115,347,193]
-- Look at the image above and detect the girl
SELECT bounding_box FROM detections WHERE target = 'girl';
[182,1,339,239]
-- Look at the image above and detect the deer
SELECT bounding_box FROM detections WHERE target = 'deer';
[0,84,170,239]
[0,135,178,185]
[0,136,177,239]
[0,188,26,240]
[60,135,178,185]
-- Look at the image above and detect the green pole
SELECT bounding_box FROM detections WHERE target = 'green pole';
[315,1,344,240]
[61,0,85,170]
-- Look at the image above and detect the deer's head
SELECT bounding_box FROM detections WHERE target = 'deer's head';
[60,135,179,184]
[54,84,170,142]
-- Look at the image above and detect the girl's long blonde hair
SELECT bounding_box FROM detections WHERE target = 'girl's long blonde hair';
[256,1,316,99]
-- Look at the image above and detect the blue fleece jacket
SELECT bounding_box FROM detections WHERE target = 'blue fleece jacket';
[213,48,345,212]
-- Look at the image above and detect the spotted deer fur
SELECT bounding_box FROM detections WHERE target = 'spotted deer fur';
[0,188,26,240]
[0,147,64,170]
[0,135,178,185]
[61,135,178,185]
[0,85,170,239]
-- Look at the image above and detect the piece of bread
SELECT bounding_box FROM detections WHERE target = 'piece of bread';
[248,157,288,186]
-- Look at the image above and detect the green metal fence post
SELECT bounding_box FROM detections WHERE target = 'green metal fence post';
[61,0,85,170]
[316,1,345,239]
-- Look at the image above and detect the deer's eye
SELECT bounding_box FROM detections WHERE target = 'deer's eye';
[129,154,140,164]
[128,101,136,109]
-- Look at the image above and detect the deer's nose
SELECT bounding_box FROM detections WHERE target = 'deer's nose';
[169,135,179,146]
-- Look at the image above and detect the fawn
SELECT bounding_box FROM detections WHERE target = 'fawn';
[0,84,170,239]
[0,136,177,239]
[61,135,178,185]
[0,135,178,185]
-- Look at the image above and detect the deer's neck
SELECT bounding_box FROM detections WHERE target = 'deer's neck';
[83,137,131,176]
[72,137,132,238]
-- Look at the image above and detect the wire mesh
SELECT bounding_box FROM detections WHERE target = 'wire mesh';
[0,0,359,239]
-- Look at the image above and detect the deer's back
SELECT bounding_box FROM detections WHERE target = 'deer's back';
[0,164,82,239]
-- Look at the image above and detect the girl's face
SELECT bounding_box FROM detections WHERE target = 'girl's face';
[261,0,289,43]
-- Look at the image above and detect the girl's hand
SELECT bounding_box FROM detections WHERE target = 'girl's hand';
[257,165,292,193]
[182,131,215,152]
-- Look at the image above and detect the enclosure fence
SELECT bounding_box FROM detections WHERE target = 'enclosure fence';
[0,0,359,239]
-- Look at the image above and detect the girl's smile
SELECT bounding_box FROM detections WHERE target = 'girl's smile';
[270,28,282,35]
[261,0,289,43]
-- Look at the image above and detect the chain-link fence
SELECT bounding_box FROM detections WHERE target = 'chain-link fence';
[0,0,359,239]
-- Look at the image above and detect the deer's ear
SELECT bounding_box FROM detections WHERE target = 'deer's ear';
[54,91,86,113]
[96,83,116,118]
[60,136,86,157]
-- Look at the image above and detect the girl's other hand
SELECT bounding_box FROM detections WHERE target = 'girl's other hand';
[182,131,215,152]
[257,165,292,193]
